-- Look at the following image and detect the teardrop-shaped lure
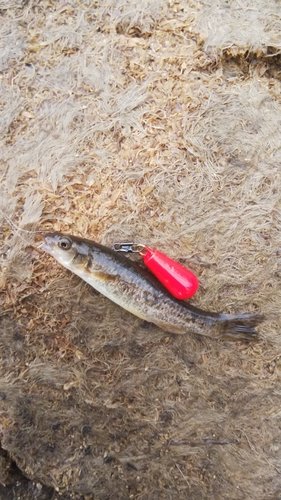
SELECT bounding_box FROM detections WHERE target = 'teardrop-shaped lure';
[112,242,199,300]
[141,246,199,300]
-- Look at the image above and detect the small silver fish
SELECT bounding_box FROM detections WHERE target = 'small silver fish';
[40,233,264,341]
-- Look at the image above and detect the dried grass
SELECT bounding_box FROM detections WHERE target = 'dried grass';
[197,0,281,54]
[1,0,281,498]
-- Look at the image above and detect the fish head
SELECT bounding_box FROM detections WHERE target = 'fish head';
[40,232,85,268]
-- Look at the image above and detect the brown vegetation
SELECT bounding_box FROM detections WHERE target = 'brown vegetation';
[1,0,281,498]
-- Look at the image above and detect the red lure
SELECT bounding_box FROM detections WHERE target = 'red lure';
[112,243,199,300]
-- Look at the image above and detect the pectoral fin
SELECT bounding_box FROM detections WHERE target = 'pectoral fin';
[87,271,120,282]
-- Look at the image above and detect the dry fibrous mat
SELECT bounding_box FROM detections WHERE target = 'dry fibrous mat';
[1,0,281,499]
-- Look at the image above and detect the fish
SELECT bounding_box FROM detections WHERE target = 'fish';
[40,232,264,341]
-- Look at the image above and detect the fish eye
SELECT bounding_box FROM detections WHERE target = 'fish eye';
[58,237,72,250]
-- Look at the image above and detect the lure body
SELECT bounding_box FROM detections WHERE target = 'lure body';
[142,247,199,300]
[40,233,264,340]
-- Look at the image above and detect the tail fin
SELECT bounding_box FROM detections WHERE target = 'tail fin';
[217,313,265,341]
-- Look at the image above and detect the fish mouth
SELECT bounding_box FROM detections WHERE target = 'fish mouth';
[38,236,55,254]
[38,242,51,252]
